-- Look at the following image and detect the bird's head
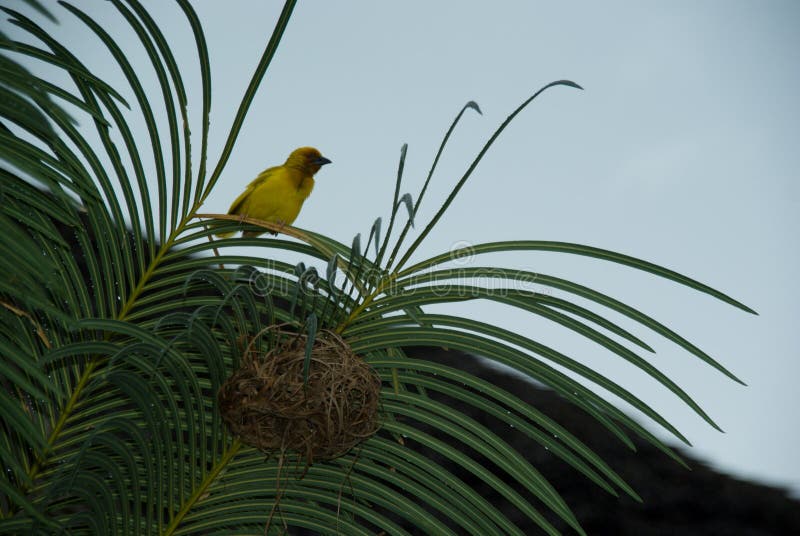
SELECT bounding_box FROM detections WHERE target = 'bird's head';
[285,147,332,174]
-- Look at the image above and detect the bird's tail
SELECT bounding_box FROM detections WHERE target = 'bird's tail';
[216,230,236,239]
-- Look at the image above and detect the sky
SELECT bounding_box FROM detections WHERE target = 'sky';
[5,1,799,496]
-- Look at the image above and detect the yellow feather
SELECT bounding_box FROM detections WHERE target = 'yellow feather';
[217,147,330,238]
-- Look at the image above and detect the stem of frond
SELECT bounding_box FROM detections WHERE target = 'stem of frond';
[163,440,243,536]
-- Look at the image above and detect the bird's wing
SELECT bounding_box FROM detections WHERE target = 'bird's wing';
[227,165,280,215]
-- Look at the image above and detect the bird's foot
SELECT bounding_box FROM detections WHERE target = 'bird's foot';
[271,219,287,236]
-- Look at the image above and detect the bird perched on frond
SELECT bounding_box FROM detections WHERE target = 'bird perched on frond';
[218,147,331,238]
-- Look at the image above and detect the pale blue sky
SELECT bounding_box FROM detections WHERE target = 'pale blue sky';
[7,1,799,495]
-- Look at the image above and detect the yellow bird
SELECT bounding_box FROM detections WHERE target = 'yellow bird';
[219,147,331,238]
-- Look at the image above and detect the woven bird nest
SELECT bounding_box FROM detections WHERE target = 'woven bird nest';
[218,329,381,463]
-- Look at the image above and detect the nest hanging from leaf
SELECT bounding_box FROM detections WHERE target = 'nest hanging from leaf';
[218,329,382,463]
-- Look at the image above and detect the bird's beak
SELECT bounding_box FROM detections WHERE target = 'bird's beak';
[314,156,332,166]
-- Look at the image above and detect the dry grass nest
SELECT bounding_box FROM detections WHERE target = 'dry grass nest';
[218,329,382,463]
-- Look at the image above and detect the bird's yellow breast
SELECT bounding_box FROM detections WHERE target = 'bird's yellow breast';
[229,166,315,226]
